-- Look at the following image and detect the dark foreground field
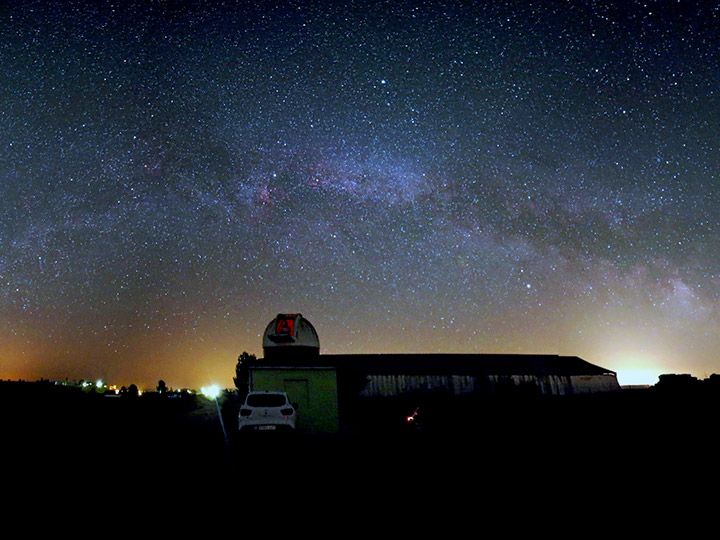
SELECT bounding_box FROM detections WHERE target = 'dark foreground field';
[2,381,718,515]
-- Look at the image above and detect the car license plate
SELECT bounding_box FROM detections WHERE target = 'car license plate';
[258,425,276,431]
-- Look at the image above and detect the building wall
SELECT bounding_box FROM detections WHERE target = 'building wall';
[251,368,339,433]
[569,374,621,394]
[360,375,475,397]
[359,373,620,397]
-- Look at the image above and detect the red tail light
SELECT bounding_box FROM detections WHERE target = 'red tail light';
[240,408,252,417]
[280,408,294,416]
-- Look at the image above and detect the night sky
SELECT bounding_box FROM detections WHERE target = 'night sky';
[1,0,718,388]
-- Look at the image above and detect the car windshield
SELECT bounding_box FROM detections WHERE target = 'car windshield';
[246,394,287,407]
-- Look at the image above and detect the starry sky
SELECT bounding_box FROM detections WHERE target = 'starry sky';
[1,0,719,388]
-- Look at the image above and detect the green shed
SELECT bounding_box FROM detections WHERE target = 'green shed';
[250,366,339,434]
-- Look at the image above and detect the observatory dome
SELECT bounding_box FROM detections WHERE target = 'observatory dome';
[262,313,320,360]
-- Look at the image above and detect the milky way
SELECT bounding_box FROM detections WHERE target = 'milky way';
[1,1,719,387]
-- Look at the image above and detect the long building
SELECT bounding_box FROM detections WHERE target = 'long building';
[244,313,620,433]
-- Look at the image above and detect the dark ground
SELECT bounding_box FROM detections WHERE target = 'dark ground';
[2,380,717,519]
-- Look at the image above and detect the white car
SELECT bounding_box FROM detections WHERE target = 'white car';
[238,391,297,432]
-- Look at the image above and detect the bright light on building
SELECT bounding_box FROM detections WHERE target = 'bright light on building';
[95,379,104,388]
[201,384,221,400]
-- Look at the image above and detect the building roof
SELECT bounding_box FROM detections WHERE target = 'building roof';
[255,353,615,377]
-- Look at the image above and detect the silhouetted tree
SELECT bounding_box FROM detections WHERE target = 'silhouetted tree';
[234,352,256,399]
[127,384,139,398]
[157,380,168,394]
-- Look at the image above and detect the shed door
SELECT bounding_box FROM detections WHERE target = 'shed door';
[283,379,309,411]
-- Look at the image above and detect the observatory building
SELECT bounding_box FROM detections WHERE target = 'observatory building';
[244,313,620,433]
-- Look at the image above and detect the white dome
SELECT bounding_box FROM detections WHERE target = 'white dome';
[262,313,320,359]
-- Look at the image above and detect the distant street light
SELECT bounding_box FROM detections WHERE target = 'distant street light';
[201,384,228,444]
[201,384,221,400]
